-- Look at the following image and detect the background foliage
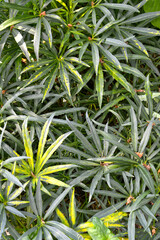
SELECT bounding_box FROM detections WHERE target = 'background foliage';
[0,0,160,239]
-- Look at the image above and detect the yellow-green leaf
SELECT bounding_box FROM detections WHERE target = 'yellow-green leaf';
[41,175,69,187]
[101,211,127,223]
[36,114,54,172]
[60,63,71,96]
[69,188,76,226]
[22,118,34,171]
[37,131,72,172]
[38,164,76,176]
[64,61,83,83]
[56,208,70,227]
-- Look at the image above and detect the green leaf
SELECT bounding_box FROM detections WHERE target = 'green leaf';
[130,191,150,211]
[43,227,54,240]
[138,165,155,194]
[122,63,146,81]
[138,120,153,153]
[94,200,126,219]
[0,210,6,238]
[91,42,99,75]
[23,64,54,87]
[21,59,53,73]
[59,31,70,53]
[36,178,43,217]
[123,11,160,24]
[130,107,138,152]
[94,95,125,119]
[43,67,58,101]
[64,61,83,83]
[102,3,139,12]
[34,18,41,61]
[18,227,37,240]
[45,225,70,240]
[146,195,160,228]
[145,75,153,119]
[0,2,31,11]
[99,44,122,70]
[5,206,26,218]
[29,183,38,216]
[105,38,131,48]
[0,31,10,57]
[67,118,98,156]
[144,0,160,28]
[103,63,132,93]
[89,168,103,202]
[9,181,29,201]
[44,187,72,219]
[12,29,30,61]
[137,210,151,235]
[88,217,119,240]
[0,16,31,31]
[86,112,102,153]
[96,64,104,108]
[98,131,140,159]
[35,228,42,240]
[42,17,52,48]
[128,211,136,240]
[1,169,23,188]
[60,63,71,96]
[121,26,160,36]
[79,42,89,61]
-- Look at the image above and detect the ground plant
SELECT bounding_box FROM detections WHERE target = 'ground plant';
[0,0,160,239]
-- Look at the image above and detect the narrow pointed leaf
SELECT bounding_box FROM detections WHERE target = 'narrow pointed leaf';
[103,63,132,93]
[60,63,70,96]
[44,187,72,219]
[34,18,41,61]
[130,107,138,152]
[64,61,83,83]
[139,120,153,153]
[89,168,103,202]
[41,176,69,187]
[43,17,52,48]
[5,206,26,218]
[36,114,54,168]
[91,42,99,75]
[96,63,104,109]
[36,178,42,217]
[145,75,153,119]
[128,211,136,240]
[12,29,30,61]
[38,131,72,171]
[138,165,155,194]
[86,112,102,153]
[69,188,76,226]
[1,169,23,188]
[22,119,34,171]
[102,3,139,12]
[29,184,38,216]
[56,208,70,227]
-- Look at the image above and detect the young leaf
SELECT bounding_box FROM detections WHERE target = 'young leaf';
[22,118,34,171]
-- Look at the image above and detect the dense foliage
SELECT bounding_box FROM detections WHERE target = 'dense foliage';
[0,0,160,239]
